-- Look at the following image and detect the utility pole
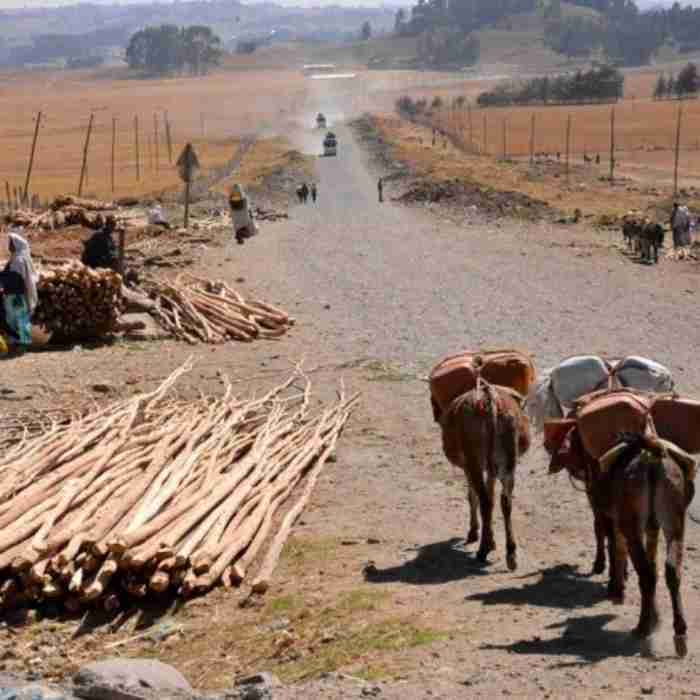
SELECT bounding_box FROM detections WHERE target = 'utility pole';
[134,115,141,181]
[609,106,616,183]
[24,111,42,204]
[674,101,684,197]
[77,113,94,197]
[565,114,572,185]
[529,113,535,166]
[111,116,117,193]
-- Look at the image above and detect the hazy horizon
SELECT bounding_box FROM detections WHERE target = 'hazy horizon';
[0,0,694,13]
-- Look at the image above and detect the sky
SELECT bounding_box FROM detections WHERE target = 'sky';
[0,0,693,14]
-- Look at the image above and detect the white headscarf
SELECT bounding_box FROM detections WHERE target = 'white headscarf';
[8,232,38,312]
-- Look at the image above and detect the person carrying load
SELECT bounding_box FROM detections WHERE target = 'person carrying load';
[228,184,258,245]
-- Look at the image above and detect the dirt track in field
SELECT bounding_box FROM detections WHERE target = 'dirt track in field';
[4,97,700,698]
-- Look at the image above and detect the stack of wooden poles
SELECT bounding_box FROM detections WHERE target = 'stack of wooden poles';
[141,274,293,344]
[0,361,357,612]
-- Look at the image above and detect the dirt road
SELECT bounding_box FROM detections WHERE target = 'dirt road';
[5,117,700,697]
[210,118,700,697]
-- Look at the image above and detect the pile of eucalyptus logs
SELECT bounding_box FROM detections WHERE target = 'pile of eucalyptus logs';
[0,362,357,611]
[34,262,124,340]
[4,196,117,231]
[141,274,293,343]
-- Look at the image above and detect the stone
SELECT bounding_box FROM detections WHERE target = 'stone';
[74,659,191,700]
[233,674,278,700]
[90,383,115,395]
[122,314,170,342]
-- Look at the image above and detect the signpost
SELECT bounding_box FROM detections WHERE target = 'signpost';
[176,143,200,229]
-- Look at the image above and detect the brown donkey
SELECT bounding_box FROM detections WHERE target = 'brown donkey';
[440,380,530,570]
[593,433,695,656]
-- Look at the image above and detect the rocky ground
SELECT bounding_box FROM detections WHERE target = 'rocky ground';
[2,106,700,700]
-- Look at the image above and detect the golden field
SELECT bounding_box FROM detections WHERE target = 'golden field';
[0,68,308,201]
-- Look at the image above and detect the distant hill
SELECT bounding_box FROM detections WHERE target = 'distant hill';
[0,0,395,68]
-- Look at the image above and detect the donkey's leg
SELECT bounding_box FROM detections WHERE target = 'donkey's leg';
[657,483,689,658]
[591,500,607,575]
[474,469,495,563]
[607,521,627,604]
[466,484,480,544]
[501,472,517,571]
[620,518,659,639]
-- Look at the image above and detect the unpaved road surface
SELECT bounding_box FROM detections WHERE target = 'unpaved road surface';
[5,117,700,699]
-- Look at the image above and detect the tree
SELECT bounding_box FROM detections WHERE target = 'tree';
[394,8,407,35]
[126,24,222,75]
[675,62,699,97]
[654,73,667,100]
[361,21,372,40]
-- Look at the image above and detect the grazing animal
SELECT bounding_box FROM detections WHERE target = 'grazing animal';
[440,380,530,570]
[592,433,695,656]
[639,222,665,264]
[622,217,643,251]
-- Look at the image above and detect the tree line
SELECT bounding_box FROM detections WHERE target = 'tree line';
[126,24,222,75]
[654,62,700,100]
[395,0,700,68]
[476,65,624,107]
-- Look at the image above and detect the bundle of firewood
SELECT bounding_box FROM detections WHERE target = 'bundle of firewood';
[0,362,357,612]
[4,196,117,231]
[34,262,124,340]
[141,274,294,344]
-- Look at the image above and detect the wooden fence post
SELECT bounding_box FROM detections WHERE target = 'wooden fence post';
[502,118,507,160]
[609,106,616,183]
[111,116,117,194]
[565,114,572,185]
[77,113,94,197]
[135,116,141,181]
[153,113,160,174]
[24,111,42,204]
[529,113,535,166]
[165,111,173,164]
[674,101,683,197]
[468,103,473,152]
[483,113,488,156]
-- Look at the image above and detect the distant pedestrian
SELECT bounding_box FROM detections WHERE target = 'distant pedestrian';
[299,183,309,204]
[671,201,691,248]
[296,186,304,204]
[595,153,601,165]
[378,178,384,203]
[311,184,317,203]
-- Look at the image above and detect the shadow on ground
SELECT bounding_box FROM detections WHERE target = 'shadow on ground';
[363,538,490,585]
[465,563,608,610]
[481,613,646,666]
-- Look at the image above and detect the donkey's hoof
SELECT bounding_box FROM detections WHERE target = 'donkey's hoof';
[506,553,518,572]
[674,635,688,658]
[466,529,479,545]
[639,636,655,659]
[592,557,606,576]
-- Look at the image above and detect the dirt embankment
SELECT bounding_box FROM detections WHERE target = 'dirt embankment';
[356,113,700,229]
[352,115,556,223]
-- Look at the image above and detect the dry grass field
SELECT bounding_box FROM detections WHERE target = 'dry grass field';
[0,68,308,202]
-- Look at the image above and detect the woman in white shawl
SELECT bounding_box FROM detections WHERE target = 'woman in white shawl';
[2,231,37,348]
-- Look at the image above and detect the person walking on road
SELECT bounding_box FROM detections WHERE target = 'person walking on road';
[378,178,384,203]
[300,183,309,204]
[311,183,317,203]
[671,202,691,248]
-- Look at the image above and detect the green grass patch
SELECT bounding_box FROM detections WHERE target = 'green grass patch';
[336,588,390,613]
[280,537,339,571]
[278,620,447,682]
[266,593,306,616]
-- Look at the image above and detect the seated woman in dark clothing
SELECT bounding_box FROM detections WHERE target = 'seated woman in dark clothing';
[81,216,119,271]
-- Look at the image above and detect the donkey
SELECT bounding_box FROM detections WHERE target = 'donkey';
[592,433,695,656]
[639,222,665,264]
[440,380,530,570]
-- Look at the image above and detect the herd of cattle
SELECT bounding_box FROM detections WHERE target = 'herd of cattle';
[429,351,697,657]
[622,216,666,264]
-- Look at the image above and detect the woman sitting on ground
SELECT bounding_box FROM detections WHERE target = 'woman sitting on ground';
[0,232,37,351]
